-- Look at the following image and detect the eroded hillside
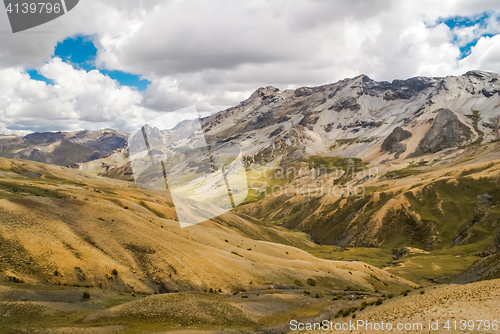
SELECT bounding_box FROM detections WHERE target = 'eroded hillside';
[0,158,415,295]
[237,142,500,285]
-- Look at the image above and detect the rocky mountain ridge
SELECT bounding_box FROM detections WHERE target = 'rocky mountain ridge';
[2,71,500,176]
[0,129,129,167]
[198,70,500,166]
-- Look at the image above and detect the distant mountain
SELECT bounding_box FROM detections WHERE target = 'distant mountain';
[0,157,415,294]
[3,70,500,176]
[0,129,129,167]
[198,70,500,166]
[60,70,497,184]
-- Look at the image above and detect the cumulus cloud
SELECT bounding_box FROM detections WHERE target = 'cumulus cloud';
[458,34,500,72]
[94,0,500,113]
[0,0,500,134]
[0,58,153,134]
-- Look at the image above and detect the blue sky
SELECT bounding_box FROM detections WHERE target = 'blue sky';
[27,11,499,92]
[27,36,151,91]
[438,11,498,58]
[1,1,498,135]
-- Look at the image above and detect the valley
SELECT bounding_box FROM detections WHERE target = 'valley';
[0,157,416,333]
[1,71,500,333]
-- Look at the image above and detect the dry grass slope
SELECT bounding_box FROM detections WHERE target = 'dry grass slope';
[0,157,419,332]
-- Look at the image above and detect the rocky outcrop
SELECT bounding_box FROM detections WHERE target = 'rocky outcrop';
[417,109,473,154]
[381,126,412,158]
[329,96,361,112]
[383,77,436,100]
[23,131,66,144]
[299,111,321,130]
[454,251,500,283]
[269,126,284,137]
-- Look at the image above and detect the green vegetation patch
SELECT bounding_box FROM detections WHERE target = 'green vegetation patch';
[307,195,373,244]
[139,201,166,218]
[384,167,427,179]
[459,163,495,177]
[330,138,358,149]
[404,177,500,250]
[307,156,366,170]
[0,180,63,199]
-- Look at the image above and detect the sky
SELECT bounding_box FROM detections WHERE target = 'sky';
[0,0,499,135]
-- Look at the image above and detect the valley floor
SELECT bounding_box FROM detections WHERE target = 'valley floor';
[308,278,500,334]
[1,146,500,333]
[2,278,499,333]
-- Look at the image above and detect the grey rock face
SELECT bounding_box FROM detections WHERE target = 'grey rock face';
[329,96,361,112]
[418,109,473,154]
[23,131,65,144]
[299,111,321,130]
[381,126,412,158]
[383,77,436,100]
[269,126,284,137]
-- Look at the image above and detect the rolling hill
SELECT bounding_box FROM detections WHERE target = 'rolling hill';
[1,70,500,333]
[0,158,416,293]
[0,129,129,167]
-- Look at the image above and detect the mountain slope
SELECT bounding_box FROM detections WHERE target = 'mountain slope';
[238,147,500,251]
[198,70,500,166]
[454,250,500,284]
[311,278,500,334]
[0,158,415,295]
[0,129,129,167]
[78,71,500,179]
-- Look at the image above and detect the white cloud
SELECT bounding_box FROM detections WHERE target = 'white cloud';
[96,0,500,113]
[458,34,500,72]
[0,0,500,134]
[0,58,157,134]
[447,11,500,51]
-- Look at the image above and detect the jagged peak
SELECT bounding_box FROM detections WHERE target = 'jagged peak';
[463,70,497,78]
[250,86,280,98]
[354,74,372,82]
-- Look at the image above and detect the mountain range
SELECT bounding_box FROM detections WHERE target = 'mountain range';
[0,129,128,167]
[2,70,499,171]
[1,71,500,332]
